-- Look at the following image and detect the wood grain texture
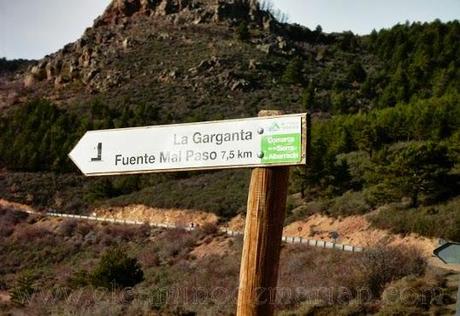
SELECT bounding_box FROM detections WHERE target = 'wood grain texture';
[237,110,290,316]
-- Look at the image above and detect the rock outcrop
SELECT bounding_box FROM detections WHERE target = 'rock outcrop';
[23,0,276,91]
[98,0,271,27]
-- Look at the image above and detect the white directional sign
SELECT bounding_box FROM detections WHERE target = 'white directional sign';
[69,113,308,176]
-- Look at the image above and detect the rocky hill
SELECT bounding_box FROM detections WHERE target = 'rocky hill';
[2,0,374,116]
[23,0,275,92]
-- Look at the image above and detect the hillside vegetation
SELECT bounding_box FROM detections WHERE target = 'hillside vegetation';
[0,1,459,241]
[1,207,456,315]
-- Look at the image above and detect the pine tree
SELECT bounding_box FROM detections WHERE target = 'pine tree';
[380,142,453,207]
[282,57,303,85]
[90,247,144,289]
[301,81,315,111]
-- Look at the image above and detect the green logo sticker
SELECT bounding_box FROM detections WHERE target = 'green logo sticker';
[261,133,301,164]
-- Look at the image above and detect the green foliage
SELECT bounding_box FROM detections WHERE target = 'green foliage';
[9,271,37,306]
[347,62,367,82]
[303,93,459,198]
[356,246,426,297]
[0,57,32,73]
[0,98,162,173]
[374,142,453,207]
[367,20,460,105]
[0,99,79,172]
[301,81,315,111]
[105,170,250,218]
[327,190,370,216]
[282,57,303,85]
[236,21,250,41]
[369,197,460,240]
[90,247,144,289]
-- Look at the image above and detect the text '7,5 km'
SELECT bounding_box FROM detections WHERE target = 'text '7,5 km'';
[69,113,308,176]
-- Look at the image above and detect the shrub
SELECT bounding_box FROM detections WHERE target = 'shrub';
[380,274,447,312]
[75,222,92,236]
[347,62,367,83]
[57,219,78,237]
[155,228,198,262]
[198,222,219,236]
[13,225,51,243]
[102,225,140,241]
[0,276,6,290]
[138,245,160,268]
[284,200,326,225]
[0,207,29,225]
[0,222,14,237]
[9,272,37,306]
[90,247,144,289]
[327,190,370,216]
[236,21,250,41]
[282,57,303,85]
[369,197,460,240]
[68,269,90,288]
[354,246,426,297]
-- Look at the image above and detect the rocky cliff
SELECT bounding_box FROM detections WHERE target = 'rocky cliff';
[23,0,277,93]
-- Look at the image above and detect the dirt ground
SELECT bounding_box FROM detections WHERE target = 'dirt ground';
[1,198,452,268]
[0,199,35,214]
[225,211,439,257]
[190,235,235,259]
[0,291,10,303]
[94,204,219,227]
[283,213,438,257]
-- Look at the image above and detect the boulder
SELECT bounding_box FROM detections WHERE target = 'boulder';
[24,74,36,88]
[256,43,275,55]
[122,37,131,49]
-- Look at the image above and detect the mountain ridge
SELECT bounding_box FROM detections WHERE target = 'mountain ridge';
[22,0,277,93]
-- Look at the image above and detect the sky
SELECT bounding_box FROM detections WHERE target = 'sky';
[0,0,459,60]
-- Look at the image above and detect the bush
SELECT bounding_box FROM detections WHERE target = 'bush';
[354,246,427,297]
[327,190,370,216]
[13,225,51,243]
[9,272,37,306]
[155,228,198,262]
[236,21,250,41]
[75,222,92,236]
[282,57,304,85]
[0,222,14,237]
[68,269,90,288]
[369,197,460,240]
[57,219,78,237]
[284,200,326,225]
[102,225,141,241]
[380,274,447,312]
[90,247,144,289]
[198,222,219,236]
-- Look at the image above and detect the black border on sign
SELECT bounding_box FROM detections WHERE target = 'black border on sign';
[69,113,310,177]
[433,242,460,264]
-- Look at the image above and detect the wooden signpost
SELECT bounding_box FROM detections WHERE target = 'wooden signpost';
[69,111,309,315]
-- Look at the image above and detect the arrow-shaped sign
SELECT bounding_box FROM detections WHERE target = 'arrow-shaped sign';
[69,114,307,176]
[433,242,460,264]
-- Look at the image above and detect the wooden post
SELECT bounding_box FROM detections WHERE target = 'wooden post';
[237,110,290,316]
